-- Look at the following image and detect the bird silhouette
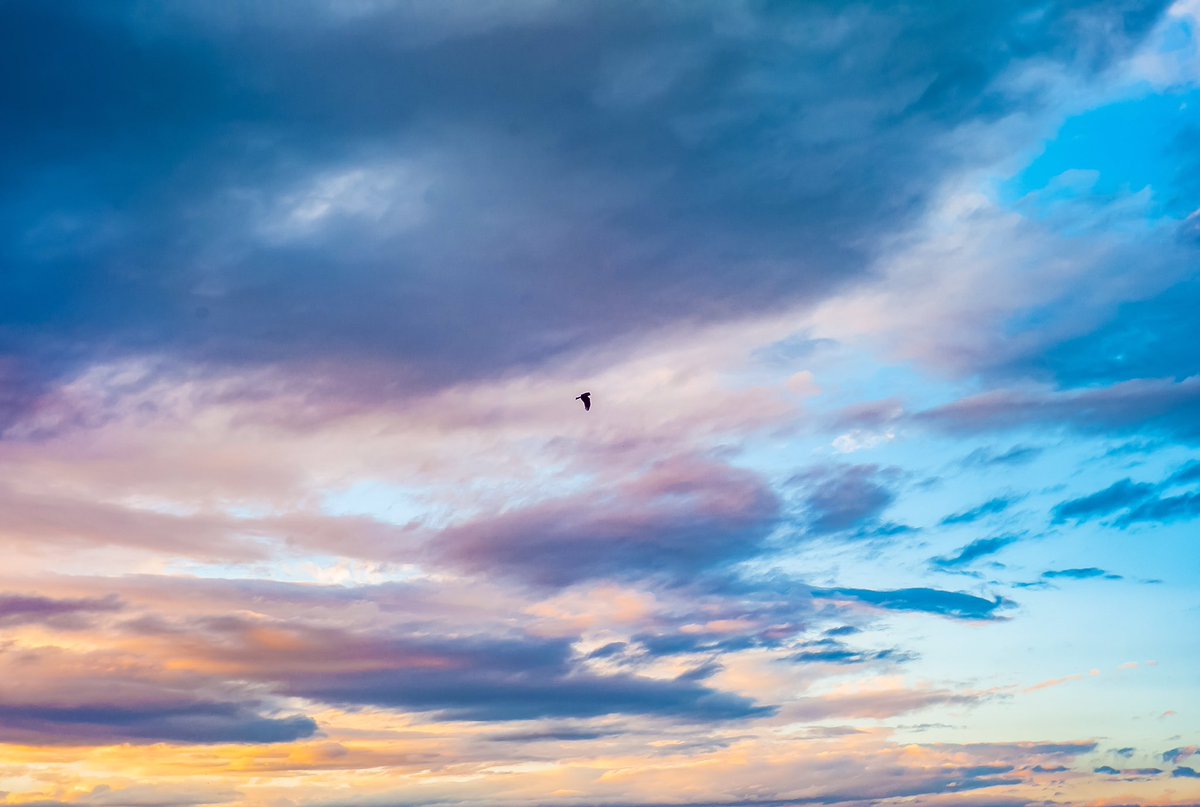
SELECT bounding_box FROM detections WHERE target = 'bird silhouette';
[576,392,591,411]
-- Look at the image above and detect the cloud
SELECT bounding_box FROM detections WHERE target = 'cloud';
[939,497,1016,526]
[1049,460,1200,528]
[0,0,1172,429]
[1051,478,1158,523]
[782,684,992,723]
[430,456,780,588]
[1174,766,1200,778]
[0,592,122,628]
[1041,568,1122,580]
[16,783,241,807]
[918,377,1200,442]
[0,644,316,746]
[930,535,1020,570]
[489,727,617,743]
[1117,489,1200,525]
[784,638,909,666]
[794,464,899,536]
[0,702,318,746]
[810,587,1009,620]
[1164,746,1199,763]
[136,613,771,723]
[961,445,1043,468]
[1094,765,1164,777]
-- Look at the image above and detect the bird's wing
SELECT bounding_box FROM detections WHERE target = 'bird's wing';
[584,398,591,410]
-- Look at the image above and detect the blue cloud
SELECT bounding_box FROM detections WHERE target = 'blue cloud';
[1162,746,1199,763]
[1050,461,1200,528]
[1118,490,1200,525]
[940,497,1016,526]
[810,587,1009,620]
[784,637,909,666]
[1051,479,1157,523]
[1174,766,1200,778]
[1042,568,1122,581]
[794,465,899,536]
[962,445,1043,468]
[930,535,1020,569]
[0,702,316,746]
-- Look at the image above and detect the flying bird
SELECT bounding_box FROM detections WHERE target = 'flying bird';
[576,392,591,411]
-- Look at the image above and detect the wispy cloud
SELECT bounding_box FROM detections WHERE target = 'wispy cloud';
[939,497,1016,526]
[930,535,1021,569]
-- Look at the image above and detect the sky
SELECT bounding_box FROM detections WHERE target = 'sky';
[1,1,1199,806]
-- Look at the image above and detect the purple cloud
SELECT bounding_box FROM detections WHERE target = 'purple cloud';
[918,377,1200,441]
[0,593,122,628]
[431,457,780,588]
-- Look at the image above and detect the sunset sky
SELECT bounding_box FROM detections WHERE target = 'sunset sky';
[2,2,1200,806]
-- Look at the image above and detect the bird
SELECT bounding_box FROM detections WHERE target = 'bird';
[576,392,591,411]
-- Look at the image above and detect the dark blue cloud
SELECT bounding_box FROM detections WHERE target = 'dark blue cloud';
[0,0,1173,430]
[1093,765,1164,777]
[1117,490,1200,525]
[290,654,769,723]
[810,586,1009,620]
[930,535,1020,569]
[1042,568,1122,580]
[1051,479,1157,523]
[1050,460,1200,528]
[1174,766,1200,778]
[940,497,1016,526]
